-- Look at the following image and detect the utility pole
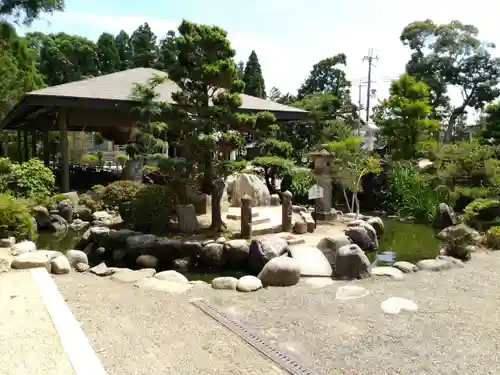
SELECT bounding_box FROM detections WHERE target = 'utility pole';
[362,48,378,123]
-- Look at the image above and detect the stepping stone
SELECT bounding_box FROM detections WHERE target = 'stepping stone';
[335,285,369,300]
[371,266,405,280]
[381,297,418,314]
[286,245,333,277]
[134,278,193,293]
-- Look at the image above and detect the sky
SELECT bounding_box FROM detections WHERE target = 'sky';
[15,0,500,120]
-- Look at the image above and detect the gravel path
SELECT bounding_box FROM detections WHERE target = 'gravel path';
[56,251,500,375]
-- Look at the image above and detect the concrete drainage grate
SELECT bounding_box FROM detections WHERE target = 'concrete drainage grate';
[191,299,319,375]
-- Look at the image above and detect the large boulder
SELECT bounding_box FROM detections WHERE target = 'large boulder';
[10,241,36,256]
[199,242,225,267]
[334,244,371,280]
[316,234,351,268]
[237,275,263,292]
[154,270,189,283]
[366,216,384,235]
[257,256,301,286]
[11,253,50,272]
[284,244,333,277]
[152,238,184,262]
[74,205,92,222]
[50,256,71,275]
[58,199,73,223]
[230,173,271,207]
[47,215,68,233]
[223,239,250,269]
[347,220,378,248]
[211,276,238,290]
[248,236,288,273]
[32,206,51,229]
[434,203,457,230]
[345,226,376,251]
[125,234,157,258]
[65,250,88,267]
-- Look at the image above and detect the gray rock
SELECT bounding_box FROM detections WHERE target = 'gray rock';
[300,211,315,233]
[134,278,193,293]
[47,214,68,233]
[199,242,225,267]
[270,194,280,206]
[345,225,377,251]
[258,256,301,286]
[75,263,89,272]
[434,203,457,230]
[112,249,127,262]
[371,266,405,280]
[65,250,88,267]
[92,211,112,222]
[74,205,92,221]
[249,236,288,273]
[0,237,15,248]
[69,219,89,231]
[215,237,226,244]
[437,255,465,268]
[189,280,207,285]
[10,241,36,256]
[334,244,371,280]
[32,206,51,229]
[335,285,369,300]
[136,254,159,269]
[111,269,152,283]
[172,258,190,272]
[366,216,384,235]
[50,256,71,275]
[0,256,11,273]
[436,223,475,241]
[58,199,73,223]
[125,234,157,257]
[223,239,250,268]
[37,250,63,260]
[211,276,239,290]
[63,191,79,206]
[154,270,189,284]
[237,275,263,292]
[348,220,378,247]
[285,244,333,277]
[416,258,453,271]
[316,234,351,268]
[89,262,113,276]
[293,219,307,234]
[11,253,50,272]
[393,261,418,273]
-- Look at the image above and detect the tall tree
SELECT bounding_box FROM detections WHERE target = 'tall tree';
[481,101,500,144]
[401,20,500,142]
[297,53,351,101]
[268,86,282,102]
[96,32,120,75]
[0,0,64,25]
[130,23,157,68]
[115,30,132,71]
[236,60,244,79]
[243,50,266,98]
[160,20,276,231]
[38,33,98,85]
[373,74,438,159]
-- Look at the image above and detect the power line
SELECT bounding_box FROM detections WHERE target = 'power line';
[362,48,379,122]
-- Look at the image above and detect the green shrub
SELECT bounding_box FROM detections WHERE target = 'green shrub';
[486,226,500,249]
[8,158,55,199]
[383,162,450,224]
[115,153,129,168]
[281,169,315,204]
[79,193,103,213]
[252,156,294,193]
[0,194,35,240]
[463,198,500,230]
[129,184,177,234]
[102,180,144,220]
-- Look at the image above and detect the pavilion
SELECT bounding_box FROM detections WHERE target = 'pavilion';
[0,68,308,192]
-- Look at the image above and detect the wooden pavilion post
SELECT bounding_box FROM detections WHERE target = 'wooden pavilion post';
[43,130,50,166]
[16,129,22,162]
[31,128,37,159]
[23,127,29,161]
[58,109,70,192]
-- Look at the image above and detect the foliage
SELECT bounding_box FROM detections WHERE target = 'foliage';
[463,198,500,230]
[129,184,177,234]
[78,193,103,212]
[252,156,294,194]
[102,180,144,221]
[81,153,98,165]
[157,20,277,231]
[0,194,34,240]
[481,101,500,144]
[130,22,157,68]
[0,0,64,25]
[7,158,55,199]
[401,20,500,141]
[486,226,500,249]
[384,162,451,223]
[115,153,129,167]
[115,30,132,70]
[96,32,120,74]
[243,50,266,98]
[96,151,104,165]
[373,74,439,159]
[325,137,382,214]
[280,169,315,204]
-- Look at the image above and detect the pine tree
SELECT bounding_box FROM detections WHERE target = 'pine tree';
[243,50,266,98]
[130,23,157,68]
[115,30,132,70]
[97,32,120,74]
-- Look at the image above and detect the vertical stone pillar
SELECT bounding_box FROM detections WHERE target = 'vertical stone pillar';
[240,194,252,239]
[310,149,336,221]
[31,128,37,159]
[43,130,50,167]
[281,190,293,232]
[59,109,70,192]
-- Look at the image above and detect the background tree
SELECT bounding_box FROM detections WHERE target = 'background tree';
[268,86,282,102]
[236,60,244,79]
[161,20,276,231]
[481,101,500,144]
[243,50,266,98]
[0,0,64,25]
[373,74,439,159]
[401,20,500,142]
[115,30,132,71]
[130,23,157,68]
[96,32,120,75]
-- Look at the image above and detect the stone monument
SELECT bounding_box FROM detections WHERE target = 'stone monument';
[309,149,336,221]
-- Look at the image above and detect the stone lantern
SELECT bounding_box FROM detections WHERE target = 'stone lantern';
[309,149,336,221]
[362,121,380,151]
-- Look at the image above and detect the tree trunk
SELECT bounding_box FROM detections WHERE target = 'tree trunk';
[210,178,226,232]
[342,187,351,212]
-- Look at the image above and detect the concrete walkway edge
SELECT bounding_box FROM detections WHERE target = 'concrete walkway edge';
[30,268,108,375]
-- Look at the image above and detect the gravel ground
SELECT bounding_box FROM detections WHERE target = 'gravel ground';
[56,251,500,375]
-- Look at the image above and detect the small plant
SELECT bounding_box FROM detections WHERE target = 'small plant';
[79,193,103,213]
[115,153,129,168]
[0,194,35,240]
[281,169,315,204]
[486,226,500,249]
[129,184,177,234]
[102,180,144,220]
[96,151,105,166]
[8,158,55,200]
[82,153,99,165]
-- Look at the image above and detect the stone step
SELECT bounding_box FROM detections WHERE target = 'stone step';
[251,216,271,225]
[279,234,306,246]
[226,211,260,220]
[250,223,282,236]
